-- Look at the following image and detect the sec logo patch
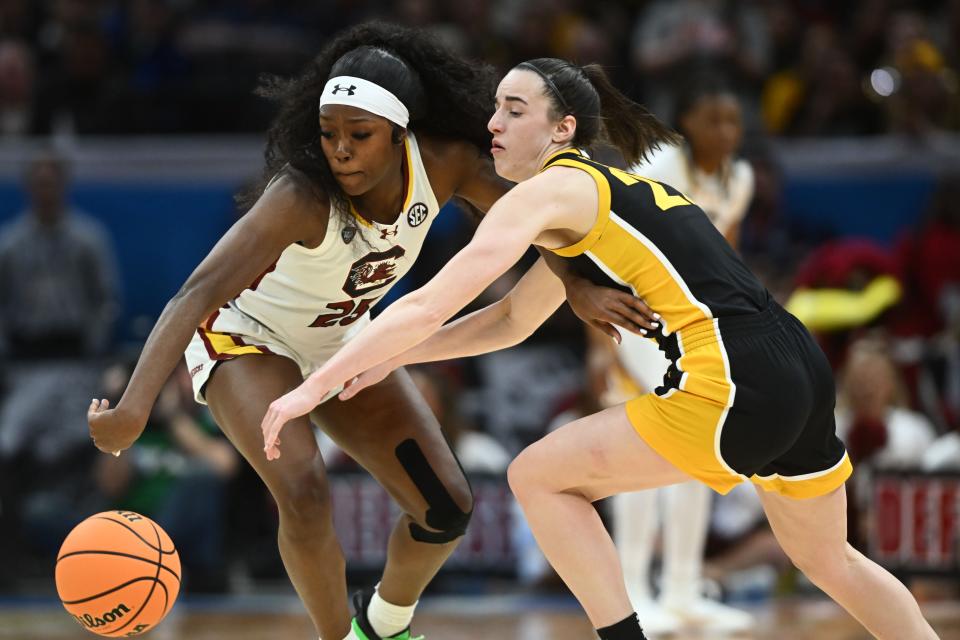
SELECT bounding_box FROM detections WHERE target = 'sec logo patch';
[407,202,428,227]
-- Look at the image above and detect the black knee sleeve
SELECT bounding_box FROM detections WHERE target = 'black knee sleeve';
[395,438,473,544]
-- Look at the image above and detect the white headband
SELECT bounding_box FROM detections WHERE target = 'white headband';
[319,76,410,127]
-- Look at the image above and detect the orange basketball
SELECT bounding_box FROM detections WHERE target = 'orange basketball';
[55,511,181,637]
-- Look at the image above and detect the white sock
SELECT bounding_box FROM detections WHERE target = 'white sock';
[613,490,659,602]
[661,482,712,605]
[339,623,361,640]
[342,622,360,640]
[367,585,418,638]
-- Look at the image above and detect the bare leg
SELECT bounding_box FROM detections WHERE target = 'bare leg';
[205,355,350,640]
[508,405,690,628]
[313,368,472,607]
[757,485,939,640]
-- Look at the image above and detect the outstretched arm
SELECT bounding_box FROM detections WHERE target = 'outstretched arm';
[450,143,659,338]
[261,175,566,459]
[339,257,567,399]
[87,176,325,454]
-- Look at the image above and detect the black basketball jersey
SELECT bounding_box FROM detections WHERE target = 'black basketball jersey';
[542,149,769,336]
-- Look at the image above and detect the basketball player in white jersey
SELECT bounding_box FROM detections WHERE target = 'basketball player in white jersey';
[603,79,756,634]
[87,23,653,640]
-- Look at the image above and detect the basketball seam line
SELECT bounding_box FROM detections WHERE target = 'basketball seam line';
[92,516,177,554]
[107,521,165,635]
[151,521,171,618]
[60,576,158,605]
[57,550,181,582]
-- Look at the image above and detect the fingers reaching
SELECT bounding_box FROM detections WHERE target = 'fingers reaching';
[261,403,286,461]
[339,375,372,401]
[338,377,358,401]
[615,293,660,332]
[591,320,622,344]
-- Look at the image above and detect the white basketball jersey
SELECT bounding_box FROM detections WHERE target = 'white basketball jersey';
[230,132,441,359]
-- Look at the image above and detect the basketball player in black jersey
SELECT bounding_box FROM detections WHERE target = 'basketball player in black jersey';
[263,57,939,640]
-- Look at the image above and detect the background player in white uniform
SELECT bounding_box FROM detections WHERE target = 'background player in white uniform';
[87,24,651,640]
[601,79,756,634]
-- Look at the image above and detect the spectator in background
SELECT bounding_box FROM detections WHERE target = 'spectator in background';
[785,238,902,368]
[835,338,937,550]
[631,0,769,118]
[95,360,240,592]
[33,21,120,135]
[0,40,35,137]
[104,0,191,133]
[505,0,557,68]
[0,149,119,587]
[762,24,882,136]
[837,339,936,471]
[880,10,960,135]
[0,150,117,361]
[897,175,960,339]
[894,175,960,465]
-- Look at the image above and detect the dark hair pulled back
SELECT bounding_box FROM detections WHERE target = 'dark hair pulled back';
[517,58,680,166]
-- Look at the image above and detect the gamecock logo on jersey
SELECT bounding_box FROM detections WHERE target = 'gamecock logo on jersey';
[343,245,407,297]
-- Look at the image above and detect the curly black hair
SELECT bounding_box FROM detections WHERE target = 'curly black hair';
[240,21,497,219]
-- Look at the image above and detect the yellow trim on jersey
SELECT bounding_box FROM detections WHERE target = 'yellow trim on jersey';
[545,158,612,257]
[401,135,415,212]
[606,167,693,211]
[589,217,712,330]
[199,328,270,358]
[538,146,581,171]
[626,390,740,494]
[628,390,852,498]
[348,136,414,228]
[349,203,373,228]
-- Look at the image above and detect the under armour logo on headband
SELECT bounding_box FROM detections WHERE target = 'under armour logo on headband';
[320,76,410,127]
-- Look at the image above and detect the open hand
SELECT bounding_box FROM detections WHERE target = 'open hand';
[565,277,660,343]
[261,379,329,460]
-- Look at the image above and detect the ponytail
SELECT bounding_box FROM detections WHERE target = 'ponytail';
[581,64,681,165]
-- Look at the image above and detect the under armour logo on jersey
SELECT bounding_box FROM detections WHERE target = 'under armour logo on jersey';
[407,202,428,227]
[331,84,357,96]
[380,225,399,240]
[342,226,357,244]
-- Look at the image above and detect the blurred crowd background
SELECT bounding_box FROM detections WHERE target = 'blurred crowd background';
[0,0,958,611]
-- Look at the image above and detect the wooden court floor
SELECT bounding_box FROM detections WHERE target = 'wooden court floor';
[1,594,957,639]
